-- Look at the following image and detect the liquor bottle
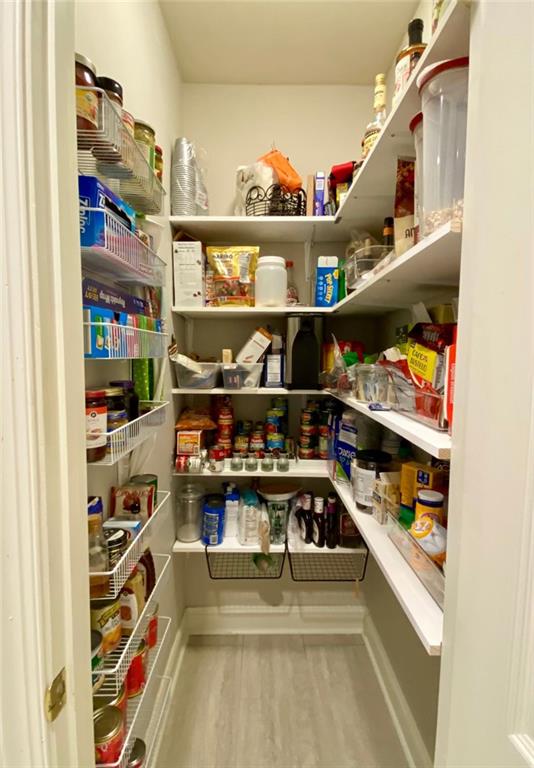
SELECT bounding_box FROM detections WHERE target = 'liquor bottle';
[296,492,313,544]
[312,496,326,548]
[393,19,426,107]
[361,74,387,159]
[325,493,339,549]
[383,217,394,248]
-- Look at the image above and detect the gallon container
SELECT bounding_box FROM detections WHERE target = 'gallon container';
[175,484,204,542]
[255,256,287,307]
[409,112,423,243]
[417,57,469,235]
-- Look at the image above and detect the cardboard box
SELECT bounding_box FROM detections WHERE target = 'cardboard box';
[400,461,448,509]
[83,306,122,358]
[173,240,204,306]
[334,414,357,483]
[82,278,150,316]
[176,430,204,456]
[314,171,325,216]
[236,327,272,364]
[315,256,339,307]
[78,175,136,249]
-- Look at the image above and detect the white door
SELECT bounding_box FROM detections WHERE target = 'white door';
[435,1,534,766]
[1,1,93,765]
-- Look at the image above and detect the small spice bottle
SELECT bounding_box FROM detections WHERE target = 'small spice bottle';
[134,120,156,169]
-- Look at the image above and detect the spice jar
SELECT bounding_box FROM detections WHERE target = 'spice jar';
[155,145,163,181]
[109,380,139,420]
[94,705,125,765]
[245,453,258,472]
[230,452,244,472]
[276,453,290,472]
[86,390,108,462]
[75,53,98,131]
[208,447,225,473]
[134,120,156,169]
[127,739,147,768]
[97,77,123,110]
[261,454,274,472]
[353,450,392,512]
[104,387,129,433]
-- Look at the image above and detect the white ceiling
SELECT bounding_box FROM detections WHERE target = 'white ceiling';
[159,0,420,85]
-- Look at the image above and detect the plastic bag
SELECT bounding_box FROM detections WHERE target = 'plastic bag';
[257,149,302,192]
[234,162,277,216]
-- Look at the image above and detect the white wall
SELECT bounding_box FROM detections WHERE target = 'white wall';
[75,0,185,659]
[181,84,373,215]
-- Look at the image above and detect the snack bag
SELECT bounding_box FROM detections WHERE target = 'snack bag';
[257,149,302,192]
[206,246,259,307]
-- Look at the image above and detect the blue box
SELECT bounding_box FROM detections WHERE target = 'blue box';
[315,256,339,307]
[82,278,149,316]
[78,176,136,249]
[83,306,124,358]
[314,171,325,216]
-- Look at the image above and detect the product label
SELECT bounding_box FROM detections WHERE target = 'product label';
[335,420,358,482]
[407,343,438,385]
[76,87,98,128]
[354,466,376,507]
[393,56,410,106]
[86,404,107,449]
[266,355,282,386]
[119,589,139,631]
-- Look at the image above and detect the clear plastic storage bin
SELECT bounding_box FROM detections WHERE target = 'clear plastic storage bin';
[382,363,446,430]
[418,57,469,235]
[347,244,389,289]
[409,112,423,243]
[174,362,220,389]
[353,364,389,404]
[222,363,263,390]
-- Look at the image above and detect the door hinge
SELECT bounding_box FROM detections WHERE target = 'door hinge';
[44,667,66,722]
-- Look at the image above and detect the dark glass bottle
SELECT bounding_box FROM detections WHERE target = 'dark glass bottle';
[383,217,394,248]
[312,496,326,548]
[325,493,339,549]
[296,492,313,544]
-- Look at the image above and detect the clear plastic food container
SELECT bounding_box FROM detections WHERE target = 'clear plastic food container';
[353,364,389,404]
[347,244,389,288]
[383,364,446,430]
[222,363,263,390]
[409,112,423,243]
[418,57,469,235]
[174,361,220,389]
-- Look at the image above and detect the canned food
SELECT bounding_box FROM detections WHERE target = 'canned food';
[318,435,329,459]
[234,434,249,453]
[126,639,148,698]
[105,528,128,568]
[299,434,316,449]
[146,603,159,649]
[298,446,316,460]
[301,409,316,425]
[300,424,318,436]
[265,410,281,429]
[91,630,104,693]
[319,424,330,436]
[94,705,125,765]
[175,455,189,473]
[127,738,146,768]
[266,433,285,451]
[93,683,127,724]
[90,597,122,654]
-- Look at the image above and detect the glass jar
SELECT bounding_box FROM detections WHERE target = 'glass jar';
[276,453,290,472]
[134,120,156,169]
[230,452,244,472]
[97,77,123,110]
[245,453,258,472]
[353,450,392,512]
[155,145,163,181]
[86,389,107,462]
[75,53,98,131]
[104,387,129,432]
[109,380,139,420]
[175,484,204,542]
[88,497,109,597]
[105,528,128,567]
[121,109,135,137]
[261,454,274,472]
[208,447,225,473]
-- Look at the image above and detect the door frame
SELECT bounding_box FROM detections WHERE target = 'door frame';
[1,1,92,765]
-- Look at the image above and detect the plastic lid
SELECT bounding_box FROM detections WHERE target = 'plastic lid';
[103,387,124,397]
[409,112,423,133]
[85,389,106,399]
[417,56,469,93]
[134,119,155,134]
[75,53,96,75]
[96,77,123,100]
[417,490,444,505]
[408,18,424,44]
[155,145,163,154]
[258,256,286,267]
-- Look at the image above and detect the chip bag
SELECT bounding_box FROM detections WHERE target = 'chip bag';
[206,246,259,307]
[257,149,302,192]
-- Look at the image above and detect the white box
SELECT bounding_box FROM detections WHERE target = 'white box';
[173,240,204,306]
[235,327,272,364]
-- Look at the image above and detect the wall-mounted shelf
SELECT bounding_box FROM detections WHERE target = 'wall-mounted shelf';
[335,0,470,233]
[87,401,169,466]
[173,459,329,478]
[333,480,443,655]
[171,387,327,396]
[84,323,168,360]
[173,537,285,554]
[169,215,352,243]
[172,305,330,319]
[81,207,166,287]
[327,391,451,459]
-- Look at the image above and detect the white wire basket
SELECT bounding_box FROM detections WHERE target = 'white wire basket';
[99,617,172,768]
[77,87,165,215]
[87,402,169,467]
[90,491,170,600]
[141,675,172,767]
[80,207,166,286]
[83,323,168,360]
[96,554,170,696]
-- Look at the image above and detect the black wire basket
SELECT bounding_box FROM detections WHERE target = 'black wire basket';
[245,184,307,217]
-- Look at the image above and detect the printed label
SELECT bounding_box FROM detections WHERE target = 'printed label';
[76,87,98,128]
[86,404,107,449]
[354,466,376,507]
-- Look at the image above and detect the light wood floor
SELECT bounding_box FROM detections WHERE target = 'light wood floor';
[157,634,408,768]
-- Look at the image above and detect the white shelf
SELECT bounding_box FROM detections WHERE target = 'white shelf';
[172,305,331,318]
[169,215,352,243]
[333,480,443,655]
[171,387,327,396]
[336,222,462,314]
[173,459,329,478]
[335,0,470,233]
[173,536,285,554]
[327,391,451,459]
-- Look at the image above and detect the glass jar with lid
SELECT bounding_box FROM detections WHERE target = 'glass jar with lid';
[104,387,129,432]
[96,76,123,110]
[109,380,139,420]
[75,53,98,131]
[86,389,108,462]
[353,450,392,512]
[134,119,156,169]
[176,484,204,542]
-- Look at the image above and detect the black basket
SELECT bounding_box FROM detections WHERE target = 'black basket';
[287,545,369,582]
[245,184,307,217]
[204,547,286,580]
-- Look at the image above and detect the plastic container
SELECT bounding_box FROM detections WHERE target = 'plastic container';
[176,484,204,542]
[222,363,263,390]
[410,112,423,243]
[201,495,225,546]
[418,57,469,235]
[349,244,389,287]
[255,256,287,307]
[353,450,392,512]
[175,361,220,389]
[353,364,389,404]
[387,514,445,607]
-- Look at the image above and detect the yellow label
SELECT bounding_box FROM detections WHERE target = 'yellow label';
[76,87,98,128]
[407,341,437,384]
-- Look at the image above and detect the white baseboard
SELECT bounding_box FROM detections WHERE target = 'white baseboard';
[363,614,433,768]
[184,603,366,636]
